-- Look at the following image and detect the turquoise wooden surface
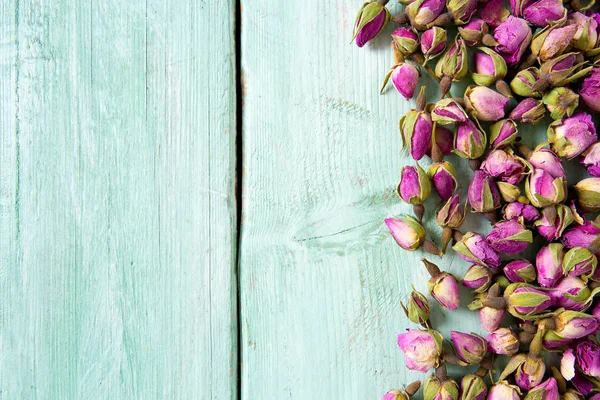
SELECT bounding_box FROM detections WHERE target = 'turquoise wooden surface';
[0,1,237,398]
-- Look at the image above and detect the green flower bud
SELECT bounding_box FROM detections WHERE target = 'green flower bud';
[472,47,507,86]
[497,182,523,203]
[504,283,553,320]
[446,0,478,25]
[540,53,592,87]
[424,374,459,400]
[575,178,600,212]
[563,247,597,279]
[459,374,488,400]
[435,37,468,82]
[542,87,579,120]
[352,1,391,47]
[402,287,431,325]
[489,119,518,149]
[510,68,542,98]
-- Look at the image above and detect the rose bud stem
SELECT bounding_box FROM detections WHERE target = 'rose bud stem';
[550,367,567,393]
[538,317,555,331]
[423,240,443,256]
[422,258,441,278]
[482,297,506,309]
[431,142,444,163]
[414,204,425,223]
[405,381,421,396]
[441,350,461,365]
[528,328,544,357]
[484,211,498,225]
[495,80,512,99]
[515,143,533,159]
[479,357,495,373]
[453,230,463,242]
[416,86,427,112]
[482,34,499,47]
[519,331,534,345]
[410,53,441,83]
[442,227,453,253]
[531,75,550,93]
[435,362,448,379]
[521,322,537,334]
[474,366,488,378]
[391,12,408,25]
[468,159,481,171]
[440,76,453,99]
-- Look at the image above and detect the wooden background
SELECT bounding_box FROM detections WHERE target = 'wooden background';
[1,0,482,398]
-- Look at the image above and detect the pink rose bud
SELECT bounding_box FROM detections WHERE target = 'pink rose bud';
[481,149,527,185]
[580,68,600,113]
[428,161,457,201]
[526,148,565,178]
[397,329,443,372]
[536,243,565,288]
[500,353,546,391]
[460,374,487,400]
[524,168,566,208]
[574,178,600,212]
[568,12,599,52]
[481,0,510,27]
[582,142,600,177]
[479,306,506,332]
[391,27,420,56]
[534,204,574,241]
[548,112,597,159]
[542,87,579,120]
[405,0,446,29]
[549,276,590,311]
[562,220,600,250]
[472,47,507,86]
[385,215,426,251]
[464,85,510,122]
[389,62,420,100]
[400,109,433,161]
[563,247,597,278]
[423,374,459,400]
[553,310,600,339]
[522,0,566,27]
[450,331,487,365]
[429,272,461,310]
[494,16,532,65]
[510,67,542,98]
[453,231,501,268]
[431,98,468,125]
[486,220,533,255]
[399,164,431,205]
[575,339,600,377]
[402,288,431,325]
[505,283,553,318]
[383,390,408,400]
[509,0,532,17]
[561,348,576,380]
[543,329,573,349]
[352,1,391,47]
[421,27,447,61]
[509,98,546,124]
[504,202,541,223]
[458,18,488,46]
[540,53,592,87]
[487,327,520,356]
[504,260,537,283]
[437,194,466,229]
[531,24,578,61]
[453,119,487,159]
[525,378,559,400]
[489,119,518,150]
[435,37,469,82]
[468,171,501,213]
[446,0,478,24]
[427,126,454,157]
[462,264,493,293]
[487,382,522,400]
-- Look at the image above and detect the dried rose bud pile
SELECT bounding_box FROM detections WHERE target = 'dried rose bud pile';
[352,0,600,398]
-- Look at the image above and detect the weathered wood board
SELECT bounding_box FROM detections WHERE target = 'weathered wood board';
[240,1,484,399]
[0,1,237,398]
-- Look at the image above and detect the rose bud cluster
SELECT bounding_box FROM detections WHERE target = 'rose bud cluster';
[351,0,600,398]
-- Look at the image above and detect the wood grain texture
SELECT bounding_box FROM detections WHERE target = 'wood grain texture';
[240,2,484,398]
[0,1,237,398]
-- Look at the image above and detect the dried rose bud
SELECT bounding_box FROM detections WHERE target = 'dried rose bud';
[550,276,591,312]
[384,62,420,100]
[540,53,592,87]
[526,147,565,178]
[543,329,573,349]
[510,68,542,98]
[423,374,459,400]
[505,283,553,318]
[524,168,566,208]
[562,220,600,250]
[402,287,431,325]
[582,142,600,177]
[569,12,598,52]
[450,331,487,364]
[462,264,493,293]
[553,310,600,339]
[352,1,390,47]
[481,149,527,185]
[563,247,597,278]
[435,37,468,82]
[397,329,443,372]
[480,306,506,332]
[453,232,501,268]
[453,119,487,159]
[534,204,574,241]
[542,87,579,120]
[481,0,510,27]
[383,390,409,400]
[472,47,507,86]
[464,85,510,122]
[437,194,466,229]
[460,374,487,400]
[504,260,537,283]
[494,16,532,65]
[504,202,541,223]
[431,98,468,125]
[575,339,600,377]
[489,119,518,149]
[487,220,533,255]
[421,27,447,61]
[428,162,457,201]
[487,382,521,400]
[574,178,600,212]
[392,27,419,56]
[531,24,578,61]
[399,163,431,205]
[405,0,446,29]
[385,215,426,251]
[580,68,600,113]
[458,18,488,46]
[524,378,559,400]
[509,98,546,124]
[500,353,546,391]
[522,0,565,27]
[429,272,461,310]
[446,0,478,25]
[497,182,522,203]
[547,112,597,159]
[468,171,501,214]
[428,126,454,157]
[536,243,565,288]
[487,327,520,356]
[509,0,528,17]
[400,109,433,161]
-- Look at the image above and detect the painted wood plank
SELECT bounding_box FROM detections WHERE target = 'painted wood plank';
[0,1,237,398]
[240,1,484,398]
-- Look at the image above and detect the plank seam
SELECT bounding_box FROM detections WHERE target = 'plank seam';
[235,0,243,398]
